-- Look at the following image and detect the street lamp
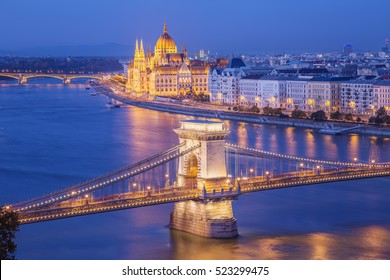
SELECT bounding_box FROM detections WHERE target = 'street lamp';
[165,174,169,188]
[265,171,270,182]
[146,186,151,196]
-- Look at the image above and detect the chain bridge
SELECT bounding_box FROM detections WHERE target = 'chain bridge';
[6,120,390,238]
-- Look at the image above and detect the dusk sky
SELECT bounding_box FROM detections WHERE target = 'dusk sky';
[1,0,389,54]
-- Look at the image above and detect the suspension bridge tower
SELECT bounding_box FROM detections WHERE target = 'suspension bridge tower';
[170,120,238,238]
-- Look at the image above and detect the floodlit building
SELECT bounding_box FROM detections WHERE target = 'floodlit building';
[126,22,209,96]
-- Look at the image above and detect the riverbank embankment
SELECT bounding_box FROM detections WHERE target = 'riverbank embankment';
[94,85,390,137]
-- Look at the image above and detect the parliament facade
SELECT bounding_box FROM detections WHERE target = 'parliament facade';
[126,22,209,96]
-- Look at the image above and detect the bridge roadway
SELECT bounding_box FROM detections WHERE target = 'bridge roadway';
[17,165,390,224]
[0,72,102,84]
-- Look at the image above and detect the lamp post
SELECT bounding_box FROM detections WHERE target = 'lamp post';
[165,173,169,188]
[299,162,304,175]
[147,186,151,197]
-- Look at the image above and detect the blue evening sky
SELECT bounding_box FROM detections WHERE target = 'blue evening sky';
[0,0,389,54]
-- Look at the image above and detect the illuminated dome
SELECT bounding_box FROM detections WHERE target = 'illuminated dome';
[154,22,178,56]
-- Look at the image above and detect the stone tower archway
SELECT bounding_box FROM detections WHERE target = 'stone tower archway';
[186,153,198,178]
[170,120,238,238]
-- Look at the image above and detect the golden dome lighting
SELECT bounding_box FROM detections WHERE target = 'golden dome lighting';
[154,21,178,56]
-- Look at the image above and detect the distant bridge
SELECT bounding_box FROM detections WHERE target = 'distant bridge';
[0,73,103,84]
[6,120,390,238]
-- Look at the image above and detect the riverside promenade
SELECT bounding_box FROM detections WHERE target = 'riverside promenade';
[93,83,390,137]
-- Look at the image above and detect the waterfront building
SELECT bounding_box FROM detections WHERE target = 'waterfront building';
[340,80,376,115]
[208,68,223,103]
[208,58,247,105]
[219,67,246,105]
[239,76,287,109]
[239,75,261,107]
[126,22,209,97]
[373,80,390,112]
[259,77,287,109]
[285,77,311,111]
[306,77,352,113]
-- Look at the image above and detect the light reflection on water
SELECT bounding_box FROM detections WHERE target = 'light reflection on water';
[168,225,390,260]
[1,82,390,260]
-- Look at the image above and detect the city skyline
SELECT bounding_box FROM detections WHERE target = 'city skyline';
[1,0,389,55]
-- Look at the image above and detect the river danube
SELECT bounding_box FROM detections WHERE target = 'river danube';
[1,80,390,259]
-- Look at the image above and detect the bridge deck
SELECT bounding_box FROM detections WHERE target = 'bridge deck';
[16,166,390,224]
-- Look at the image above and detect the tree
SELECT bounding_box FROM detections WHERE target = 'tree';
[384,115,390,124]
[291,109,307,119]
[262,106,273,115]
[371,107,390,125]
[345,113,353,121]
[249,105,260,114]
[310,110,327,121]
[263,106,282,116]
[0,207,20,260]
[376,107,387,118]
[273,108,282,115]
[330,110,343,120]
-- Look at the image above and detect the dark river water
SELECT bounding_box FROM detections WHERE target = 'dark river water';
[1,80,390,260]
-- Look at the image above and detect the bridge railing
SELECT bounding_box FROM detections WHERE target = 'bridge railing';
[10,142,194,211]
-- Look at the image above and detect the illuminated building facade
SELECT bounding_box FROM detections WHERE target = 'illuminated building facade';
[340,81,375,115]
[126,22,209,96]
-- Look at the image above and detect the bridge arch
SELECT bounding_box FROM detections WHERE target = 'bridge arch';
[0,74,20,80]
[24,75,65,83]
[185,153,199,177]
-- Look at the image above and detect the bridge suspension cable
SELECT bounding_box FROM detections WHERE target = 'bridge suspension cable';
[11,142,199,211]
[225,143,386,167]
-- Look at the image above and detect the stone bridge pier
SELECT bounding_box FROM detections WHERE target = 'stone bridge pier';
[18,75,27,84]
[170,120,238,238]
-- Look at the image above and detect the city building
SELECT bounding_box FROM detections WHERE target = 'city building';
[373,80,390,112]
[382,37,389,53]
[306,77,352,113]
[208,58,247,105]
[126,22,209,96]
[340,80,376,115]
[285,77,311,111]
[239,75,261,107]
[343,44,353,55]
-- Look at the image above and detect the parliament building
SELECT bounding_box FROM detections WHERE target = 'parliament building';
[126,22,209,96]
